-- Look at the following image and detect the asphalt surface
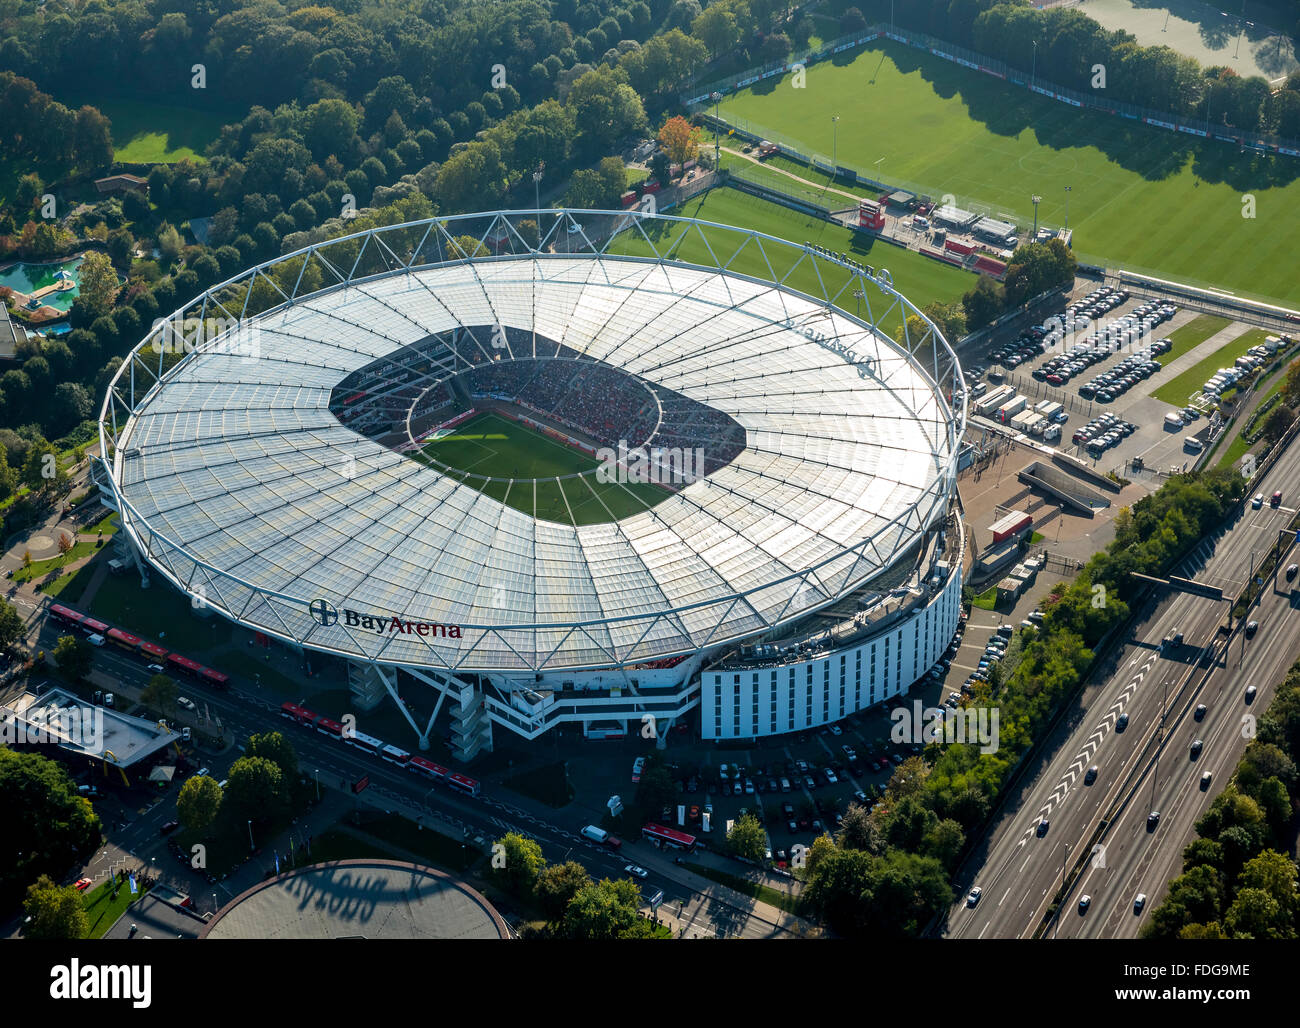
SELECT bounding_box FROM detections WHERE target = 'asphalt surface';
[942,438,1300,939]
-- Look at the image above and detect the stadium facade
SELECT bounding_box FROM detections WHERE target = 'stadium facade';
[95,210,965,760]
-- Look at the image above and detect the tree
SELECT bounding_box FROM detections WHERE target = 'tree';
[0,597,24,651]
[434,141,507,213]
[76,252,119,317]
[566,66,647,155]
[23,875,89,940]
[634,757,675,815]
[490,831,547,897]
[1224,887,1292,939]
[53,635,91,680]
[247,731,299,783]
[962,274,1004,330]
[658,115,701,167]
[0,749,101,907]
[177,774,223,833]
[140,673,177,716]
[727,812,767,862]
[692,5,741,57]
[156,222,183,262]
[106,227,134,270]
[223,756,285,821]
[557,877,656,939]
[922,300,967,343]
[841,6,868,34]
[1262,405,1294,445]
[536,860,592,921]
[759,32,791,63]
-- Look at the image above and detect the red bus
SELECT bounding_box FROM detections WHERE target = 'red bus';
[315,717,345,738]
[408,756,449,780]
[446,773,480,797]
[280,702,317,725]
[82,617,110,635]
[140,641,169,662]
[197,666,229,690]
[49,604,85,628]
[106,627,142,653]
[641,823,696,852]
[166,653,203,676]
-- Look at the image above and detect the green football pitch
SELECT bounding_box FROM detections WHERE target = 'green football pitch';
[418,412,669,525]
[718,39,1300,305]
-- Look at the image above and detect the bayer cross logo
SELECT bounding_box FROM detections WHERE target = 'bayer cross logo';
[309,599,338,627]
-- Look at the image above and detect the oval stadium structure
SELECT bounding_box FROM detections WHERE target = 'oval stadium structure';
[95,210,966,759]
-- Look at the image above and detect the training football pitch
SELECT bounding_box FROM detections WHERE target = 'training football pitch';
[418,412,667,525]
[718,39,1300,305]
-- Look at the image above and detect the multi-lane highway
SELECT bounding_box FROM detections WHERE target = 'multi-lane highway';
[943,438,1300,939]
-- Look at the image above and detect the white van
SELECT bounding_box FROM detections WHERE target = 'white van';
[86,633,106,647]
[1184,435,1204,453]
[580,825,608,844]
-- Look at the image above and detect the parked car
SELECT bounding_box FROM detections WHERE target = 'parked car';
[623,864,648,879]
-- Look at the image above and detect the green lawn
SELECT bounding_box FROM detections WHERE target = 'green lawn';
[609,186,972,338]
[718,39,1300,304]
[82,875,150,939]
[1151,328,1271,405]
[16,539,101,584]
[58,96,240,164]
[970,585,998,610]
[683,861,803,915]
[1160,314,1232,362]
[418,412,668,525]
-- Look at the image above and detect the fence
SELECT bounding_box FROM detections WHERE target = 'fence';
[686,22,1300,160]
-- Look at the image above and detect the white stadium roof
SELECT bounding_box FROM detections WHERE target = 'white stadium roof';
[100,211,963,674]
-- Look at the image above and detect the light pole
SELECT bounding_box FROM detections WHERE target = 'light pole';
[532,164,543,213]
[1031,40,1038,90]
[1031,194,1041,238]
[712,92,722,168]
[247,819,255,851]
[830,115,840,194]
[1064,185,1071,233]
[314,768,319,801]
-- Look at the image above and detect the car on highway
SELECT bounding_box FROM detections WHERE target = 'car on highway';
[623,864,648,879]
[1190,739,1203,758]
[1201,771,1214,790]
[829,724,842,735]
[1271,490,1282,507]
[1245,685,1257,703]
[159,820,180,835]
[1194,704,1207,721]
[1078,895,1091,914]
[177,696,196,711]
[1288,563,1299,581]
[1084,765,1098,785]
[147,663,165,673]
[1116,712,1129,731]
[1147,811,1160,830]
[1245,620,1259,638]
[1036,818,1050,837]
[1252,493,1264,509]
[1134,893,1147,913]
[966,887,982,907]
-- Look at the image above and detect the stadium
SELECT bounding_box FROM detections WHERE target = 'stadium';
[94,209,966,760]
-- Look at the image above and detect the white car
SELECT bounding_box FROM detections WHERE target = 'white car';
[829,724,842,736]
[196,766,210,778]
[623,864,648,879]
[966,887,982,907]
[177,696,196,711]
[1252,493,1264,509]
[147,663,165,673]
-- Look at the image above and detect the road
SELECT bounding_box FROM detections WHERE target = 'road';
[942,438,1300,939]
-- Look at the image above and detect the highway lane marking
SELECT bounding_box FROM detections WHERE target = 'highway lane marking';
[978,921,990,939]
[999,887,1011,907]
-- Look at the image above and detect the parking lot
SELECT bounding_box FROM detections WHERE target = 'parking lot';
[961,285,1271,478]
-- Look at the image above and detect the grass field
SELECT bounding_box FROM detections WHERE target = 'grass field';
[418,412,668,525]
[719,40,1300,304]
[1152,328,1270,404]
[58,96,238,164]
[609,186,972,337]
[1160,314,1233,363]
